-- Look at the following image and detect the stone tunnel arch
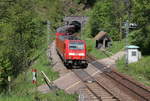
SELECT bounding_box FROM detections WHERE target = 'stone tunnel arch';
[63,16,88,29]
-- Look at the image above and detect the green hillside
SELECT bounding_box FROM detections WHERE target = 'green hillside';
[0,0,150,100]
[0,0,76,100]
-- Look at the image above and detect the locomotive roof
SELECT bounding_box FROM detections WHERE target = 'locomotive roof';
[59,35,80,40]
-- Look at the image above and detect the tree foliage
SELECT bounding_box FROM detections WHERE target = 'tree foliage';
[0,0,46,92]
[36,0,64,30]
[130,0,150,54]
[83,0,150,54]
[0,0,64,92]
[84,0,126,40]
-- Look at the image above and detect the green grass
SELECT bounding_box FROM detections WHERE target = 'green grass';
[0,49,77,101]
[0,95,33,101]
[117,56,150,86]
[85,38,125,59]
[107,40,125,54]
[31,50,59,83]
[0,90,77,101]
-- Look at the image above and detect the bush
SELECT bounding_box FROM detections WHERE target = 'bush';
[69,8,76,14]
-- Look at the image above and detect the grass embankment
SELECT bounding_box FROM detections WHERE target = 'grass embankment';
[117,56,150,86]
[85,38,125,59]
[0,50,77,101]
[85,37,150,86]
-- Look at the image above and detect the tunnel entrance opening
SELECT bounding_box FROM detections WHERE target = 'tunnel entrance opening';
[69,21,81,33]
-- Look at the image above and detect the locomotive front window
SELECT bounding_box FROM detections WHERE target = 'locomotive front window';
[69,42,84,50]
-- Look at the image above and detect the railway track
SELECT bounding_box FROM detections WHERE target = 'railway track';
[72,69,119,101]
[87,55,150,101]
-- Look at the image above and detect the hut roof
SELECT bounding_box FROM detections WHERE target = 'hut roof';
[94,31,107,40]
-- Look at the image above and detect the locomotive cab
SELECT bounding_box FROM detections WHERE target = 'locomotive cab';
[64,40,88,68]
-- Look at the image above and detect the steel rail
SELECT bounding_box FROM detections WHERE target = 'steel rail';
[72,69,119,101]
[87,55,150,101]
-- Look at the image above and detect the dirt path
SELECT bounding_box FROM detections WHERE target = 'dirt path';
[97,51,125,67]
[38,41,71,93]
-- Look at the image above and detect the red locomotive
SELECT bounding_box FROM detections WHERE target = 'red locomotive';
[56,32,88,68]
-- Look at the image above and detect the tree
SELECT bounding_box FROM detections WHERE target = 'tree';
[84,0,126,40]
[130,0,150,54]
[0,0,46,92]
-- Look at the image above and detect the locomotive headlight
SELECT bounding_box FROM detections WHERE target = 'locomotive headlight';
[69,53,75,55]
[78,53,85,56]
[69,53,85,56]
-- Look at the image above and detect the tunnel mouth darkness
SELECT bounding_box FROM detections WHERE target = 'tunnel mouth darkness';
[56,20,81,35]
[69,21,81,33]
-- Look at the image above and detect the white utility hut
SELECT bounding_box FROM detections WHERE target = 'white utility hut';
[126,45,141,64]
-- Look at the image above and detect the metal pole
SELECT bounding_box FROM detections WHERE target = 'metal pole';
[120,18,122,40]
[124,0,130,67]
[125,20,129,67]
[47,20,50,45]
[80,18,82,39]
[8,76,11,94]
